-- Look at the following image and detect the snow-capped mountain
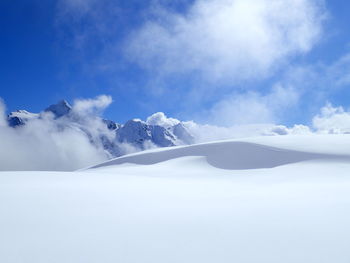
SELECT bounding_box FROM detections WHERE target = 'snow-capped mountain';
[45,100,72,118]
[7,100,194,157]
[7,110,39,127]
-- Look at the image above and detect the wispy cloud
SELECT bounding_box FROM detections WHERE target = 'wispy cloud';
[52,0,332,126]
[126,0,326,83]
[72,95,112,116]
[263,51,350,123]
[52,0,350,130]
[204,85,299,126]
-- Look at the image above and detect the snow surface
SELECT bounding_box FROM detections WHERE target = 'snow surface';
[1,135,350,263]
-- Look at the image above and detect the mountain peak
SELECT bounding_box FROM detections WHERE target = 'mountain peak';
[7,101,195,157]
[45,100,72,118]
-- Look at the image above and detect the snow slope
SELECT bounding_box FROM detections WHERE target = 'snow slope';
[90,134,350,170]
[1,135,350,263]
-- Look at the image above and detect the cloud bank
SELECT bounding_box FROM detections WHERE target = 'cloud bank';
[313,103,350,134]
[0,97,111,171]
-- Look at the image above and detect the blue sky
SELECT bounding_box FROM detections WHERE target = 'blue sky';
[1,0,350,126]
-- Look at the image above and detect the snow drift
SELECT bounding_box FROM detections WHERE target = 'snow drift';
[90,134,350,170]
[1,135,350,263]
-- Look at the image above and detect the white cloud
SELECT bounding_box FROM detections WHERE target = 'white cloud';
[146,112,180,127]
[69,95,117,144]
[72,95,112,116]
[126,0,326,82]
[0,97,110,171]
[313,103,350,134]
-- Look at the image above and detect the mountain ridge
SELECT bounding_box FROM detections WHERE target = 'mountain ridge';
[6,100,194,158]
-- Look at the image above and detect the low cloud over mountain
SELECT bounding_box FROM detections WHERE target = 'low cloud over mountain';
[1,95,349,171]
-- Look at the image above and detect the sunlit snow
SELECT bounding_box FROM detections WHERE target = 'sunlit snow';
[1,134,350,263]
